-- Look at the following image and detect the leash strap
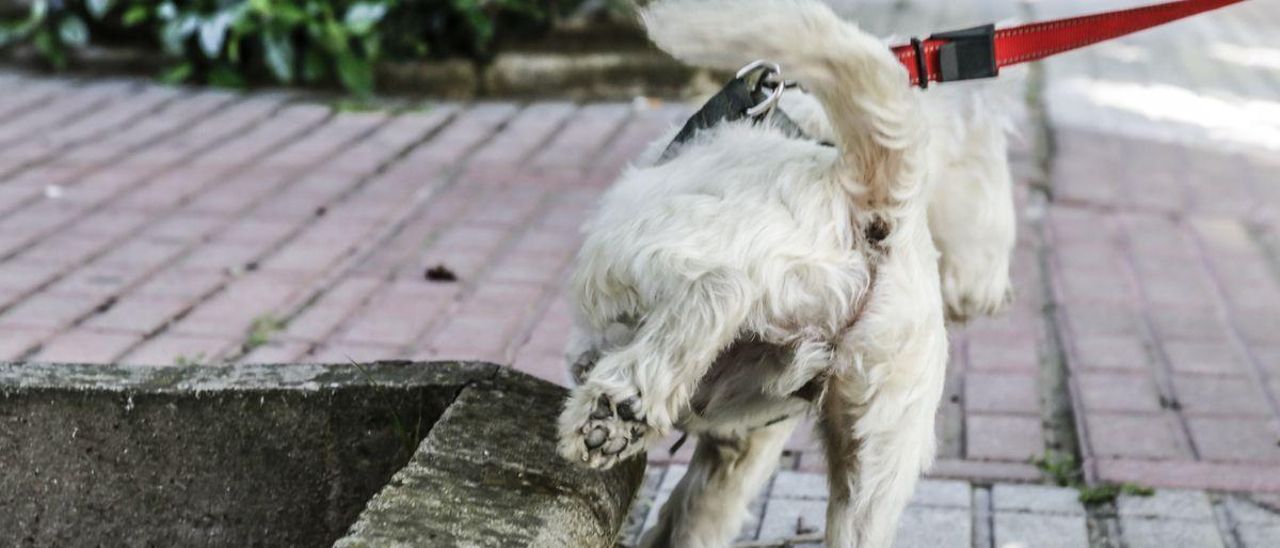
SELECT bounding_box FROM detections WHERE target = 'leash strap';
[892,0,1247,88]
[658,0,1245,161]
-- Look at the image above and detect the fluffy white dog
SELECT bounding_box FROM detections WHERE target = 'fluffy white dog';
[557,0,1016,546]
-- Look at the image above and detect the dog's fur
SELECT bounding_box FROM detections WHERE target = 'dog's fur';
[556,1,1016,546]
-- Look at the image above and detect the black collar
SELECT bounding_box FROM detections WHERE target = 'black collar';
[657,75,829,164]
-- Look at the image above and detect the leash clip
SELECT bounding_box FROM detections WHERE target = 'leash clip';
[735,60,788,120]
[928,23,998,84]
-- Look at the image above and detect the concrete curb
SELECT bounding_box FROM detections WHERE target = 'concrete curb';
[336,367,646,547]
[0,361,643,547]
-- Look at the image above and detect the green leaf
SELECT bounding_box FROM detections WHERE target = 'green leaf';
[321,19,349,53]
[160,21,185,55]
[262,30,295,83]
[158,62,193,84]
[207,64,246,89]
[159,14,197,55]
[272,4,306,25]
[248,0,271,16]
[198,13,232,58]
[0,19,34,48]
[58,15,89,48]
[121,5,149,26]
[344,2,387,35]
[86,0,112,20]
[33,28,65,69]
[301,47,326,82]
[156,2,177,21]
[336,52,373,96]
[227,32,240,62]
[29,0,48,21]
[361,34,380,59]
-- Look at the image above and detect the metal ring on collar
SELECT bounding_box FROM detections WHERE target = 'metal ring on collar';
[736,60,786,119]
[735,59,782,80]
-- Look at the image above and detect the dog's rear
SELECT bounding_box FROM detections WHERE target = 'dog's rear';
[646,0,1017,322]
[644,0,922,207]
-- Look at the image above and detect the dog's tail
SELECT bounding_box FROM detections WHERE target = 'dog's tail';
[642,0,921,204]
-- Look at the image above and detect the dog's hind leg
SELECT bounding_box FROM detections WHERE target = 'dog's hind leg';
[819,334,948,547]
[559,268,752,469]
[926,92,1017,322]
[639,418,799,548]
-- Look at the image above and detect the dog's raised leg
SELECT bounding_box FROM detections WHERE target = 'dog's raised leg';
[639,418,799,548]
[559,268,752,469]
[927,103,1016,322]
[818,339,947,548]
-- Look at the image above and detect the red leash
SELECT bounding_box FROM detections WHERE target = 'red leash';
[892,0,1247,88]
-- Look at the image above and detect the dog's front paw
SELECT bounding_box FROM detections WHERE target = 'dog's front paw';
[558,384,654,469]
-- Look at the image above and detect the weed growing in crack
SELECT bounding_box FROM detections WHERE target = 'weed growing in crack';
[1033,451,1154,504]
[243,315,285,351]
[174,352,207,366]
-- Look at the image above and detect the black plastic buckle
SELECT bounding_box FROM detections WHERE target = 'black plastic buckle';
[929,23,998,83]
[910,37,928,89]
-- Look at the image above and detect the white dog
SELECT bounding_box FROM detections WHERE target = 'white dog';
[557,1,1016,546]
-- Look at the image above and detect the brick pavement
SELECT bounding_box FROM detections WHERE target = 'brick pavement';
[620,466,1280,547]
[2,0,1280,509]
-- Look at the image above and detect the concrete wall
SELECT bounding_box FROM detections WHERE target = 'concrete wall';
[0,361,491,547]
[0,362,644,547]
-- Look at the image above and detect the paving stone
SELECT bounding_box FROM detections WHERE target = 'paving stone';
[1076,372,1163,413]
[1237,523,1280,548]
[1085,413,1192,459]
[1163,341,1250,376]
[966,372,1041,414]
[1222,496,1280,525]
[910,479,971,509]
[894,505,970,548]
[1173,376,1274,417]
[967,333,1040,371]
[1184,418,1280,464]
[757,498,826,542]
[966,414,1044,462]
[0,327,54,360]
[1118,490,1216,520]
[993,484,1086,516]
[772,470,828,499]
[28,329,142,363]
[1120,517,1225,548]
[995,512,1089,548]
[120,334,234,366]
[1072,334,1150,371]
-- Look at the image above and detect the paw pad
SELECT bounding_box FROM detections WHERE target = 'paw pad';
[565,391,649,468]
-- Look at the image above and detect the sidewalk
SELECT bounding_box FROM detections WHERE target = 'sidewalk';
[622,466,1280,547]
[2,0,1280,540]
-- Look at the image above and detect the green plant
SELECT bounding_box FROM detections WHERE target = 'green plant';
[243,314,284,350]
[123,0,391,94]
[0,0,95,69]
[174,351,208,366]
[1077,483,1155,505]
[1033,451,1080,487]
[1,0,589,95]
[1033,451,1155,505]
